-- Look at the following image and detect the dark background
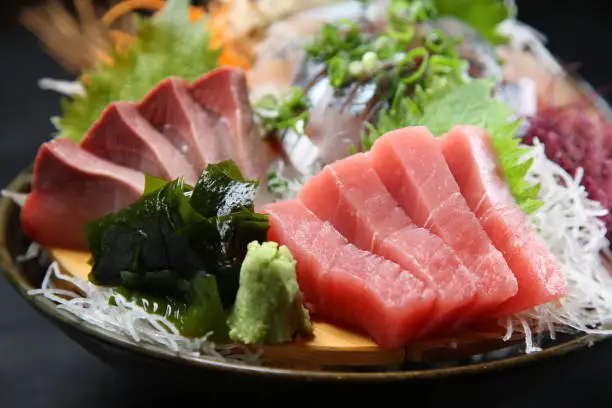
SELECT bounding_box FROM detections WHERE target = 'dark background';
[1,0,612,406]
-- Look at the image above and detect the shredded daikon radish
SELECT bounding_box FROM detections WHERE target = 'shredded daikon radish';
[502,138,612,351]
[29,262,263,364]
[16,242,41,262]
[1,190,28,207]
[37,78,85,97]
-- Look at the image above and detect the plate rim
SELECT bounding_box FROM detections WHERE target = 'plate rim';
[1,167,610,382]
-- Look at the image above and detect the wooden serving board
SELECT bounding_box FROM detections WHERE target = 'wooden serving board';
[49,248,523,368]
[49,248,406,368]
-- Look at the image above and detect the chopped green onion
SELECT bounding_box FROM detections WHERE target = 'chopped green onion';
[429,54,467,78]
[425,29,448,54]
[362,51,380,73]
[399,46,430,84]
[267,171,290,194]
[328,55,351,87]
[388,25,415,46]
[349,60,365,77]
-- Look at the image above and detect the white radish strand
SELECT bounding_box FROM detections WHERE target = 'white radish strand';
[501,138,612,352]
[1,190,28,207]
[37,78,85,97]
[29,262,262,364]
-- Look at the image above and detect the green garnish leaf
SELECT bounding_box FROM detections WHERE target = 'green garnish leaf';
[434,0,512,45]
[367,78,542,214]
[111,272,229,341]
[267,171,290,195]
[57,0,220,141]
[144,173,172,195]
[85,160,269,313]
[410,78,511,135]
[254,86,310,140]
[305,20,364,61]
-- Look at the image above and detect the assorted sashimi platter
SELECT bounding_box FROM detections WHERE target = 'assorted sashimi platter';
[8,0,612,369]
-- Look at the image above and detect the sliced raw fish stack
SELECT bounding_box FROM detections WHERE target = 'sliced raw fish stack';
[81,101,199,186]
[21,67,271,252]
[21,138,144,250]
[138,77,233,173]
[264,124,564,348]
[190,67,270,182]
[369,126,519,316]
[262,199,437,350]
[298,152,478,334]
[440,125,567,316]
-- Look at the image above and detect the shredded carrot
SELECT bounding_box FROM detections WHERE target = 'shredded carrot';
[108,29,136,53]
[187,5,206,22]
[205,1,253,69]
[95,0,252,73]
[94,49,115,66]
[101,0,166,27]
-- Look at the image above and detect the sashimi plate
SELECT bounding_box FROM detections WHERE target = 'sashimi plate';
[2,169,611,384]
[6,0,612,387]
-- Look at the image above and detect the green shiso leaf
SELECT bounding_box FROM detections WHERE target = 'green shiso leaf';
[366,78,543,215]
[393,0,512,45]
[433,0,512,45]
[56,0,220,141]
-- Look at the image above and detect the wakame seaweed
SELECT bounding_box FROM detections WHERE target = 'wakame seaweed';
[84,160,269,314]
[111,272,229,340]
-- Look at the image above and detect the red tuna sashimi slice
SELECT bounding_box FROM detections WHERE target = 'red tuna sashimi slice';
[262,199,437,350]
[138,77,232,173]
[81,102,198,186]
[369,126,518,317]
[440,125,567,316]
[190,67,270,182]
[298,152,477,333]
[21,138,144,250]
